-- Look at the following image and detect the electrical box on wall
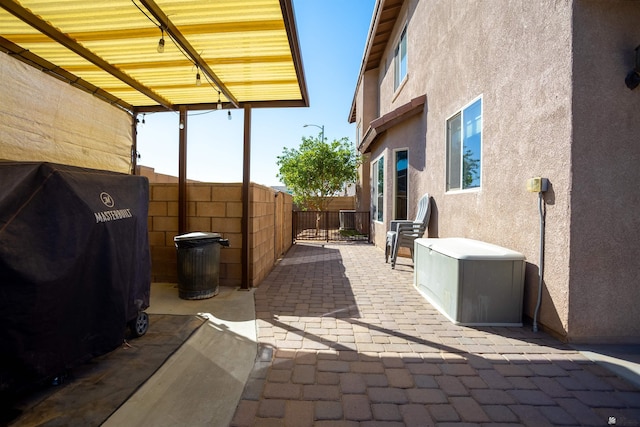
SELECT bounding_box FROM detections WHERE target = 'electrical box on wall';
[527,177,549,193]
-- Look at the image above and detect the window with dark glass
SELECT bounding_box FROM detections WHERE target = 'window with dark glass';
[394,150,408,219]
[394,26,407,90]
[373,156,384,221]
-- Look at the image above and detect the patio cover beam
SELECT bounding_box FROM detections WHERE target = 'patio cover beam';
[0,35,133,112]
[242,104,252,290]
[280,0,310,109]
[178,107,187,234]
[0,0,173,110]
[138,0,240,109]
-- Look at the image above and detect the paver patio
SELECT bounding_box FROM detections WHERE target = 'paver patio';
[231,242,640,426]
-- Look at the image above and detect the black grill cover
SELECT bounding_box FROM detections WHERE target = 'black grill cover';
[0,162,150,394]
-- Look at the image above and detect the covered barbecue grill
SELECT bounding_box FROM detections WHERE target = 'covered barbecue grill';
[0,161,151,395]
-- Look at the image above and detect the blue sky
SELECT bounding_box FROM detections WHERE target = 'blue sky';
[136,0,376,187]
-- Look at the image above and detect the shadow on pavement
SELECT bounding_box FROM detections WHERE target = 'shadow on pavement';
[2,314,204,427]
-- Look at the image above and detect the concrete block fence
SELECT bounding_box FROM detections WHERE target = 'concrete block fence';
[147,182,293,288]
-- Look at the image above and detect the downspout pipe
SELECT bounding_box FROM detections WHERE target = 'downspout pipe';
[533,191,546,332]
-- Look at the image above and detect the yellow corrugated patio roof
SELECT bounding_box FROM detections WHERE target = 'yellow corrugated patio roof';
[0,0,309,112]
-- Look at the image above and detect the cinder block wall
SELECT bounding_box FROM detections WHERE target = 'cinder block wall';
[326,196,356,212]
[293,196,356,211]
[248,184,293,286]
[147,181,293,287]
[138,165,180,183]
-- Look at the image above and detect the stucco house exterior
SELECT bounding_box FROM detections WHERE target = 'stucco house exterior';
[349,0,640,343]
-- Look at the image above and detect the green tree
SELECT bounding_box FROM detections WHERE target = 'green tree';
[277,134,360,233]
[463,148,480,188]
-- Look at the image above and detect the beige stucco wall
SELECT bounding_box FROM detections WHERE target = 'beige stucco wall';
[369,111,429,250]
[0,52,132,173]
[359,0,640,342]
[418,0,574,339]
[359,0,621,341]
[356,154,371,213]
[353,69,376,217]
[568,1,640,342]
[363,69,380,129]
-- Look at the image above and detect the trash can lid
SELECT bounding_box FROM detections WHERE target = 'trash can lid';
[174,231,222,242]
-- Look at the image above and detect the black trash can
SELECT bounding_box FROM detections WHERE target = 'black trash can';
[174,232,229,300]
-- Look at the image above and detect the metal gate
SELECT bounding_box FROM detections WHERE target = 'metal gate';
[293,211,370,242]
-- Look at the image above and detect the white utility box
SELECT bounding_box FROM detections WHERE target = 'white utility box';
[414,238,525,326]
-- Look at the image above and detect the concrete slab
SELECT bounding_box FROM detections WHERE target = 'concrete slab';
[103,283,257,427]
[573,344,640,389]
[5,314,204,427]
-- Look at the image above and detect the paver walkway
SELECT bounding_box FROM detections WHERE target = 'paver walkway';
[231,242,640,426]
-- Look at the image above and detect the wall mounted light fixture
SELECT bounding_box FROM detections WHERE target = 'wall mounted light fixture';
[625,44,640,90]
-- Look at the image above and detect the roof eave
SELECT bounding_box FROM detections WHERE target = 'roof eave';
[348,0,383,123]
[348,0,404,124]
[358,94,425,153]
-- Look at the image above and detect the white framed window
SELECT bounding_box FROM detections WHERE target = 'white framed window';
[394,149,408,220]
[372,156,384,222]
[393,26,407,91]
[446,97,482,191]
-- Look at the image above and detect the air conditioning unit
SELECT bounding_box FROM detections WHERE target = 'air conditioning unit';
[339,210,356,230]
[414,238,525,326]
